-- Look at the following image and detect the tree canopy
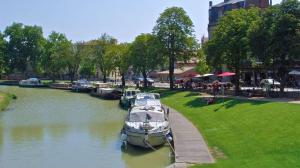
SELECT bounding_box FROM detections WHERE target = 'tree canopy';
[204,7,261,95]
[153,7,197,89]
[4,23,45,75]
[130,33,163,87]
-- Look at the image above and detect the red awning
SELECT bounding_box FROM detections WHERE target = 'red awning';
[217,72,235,77]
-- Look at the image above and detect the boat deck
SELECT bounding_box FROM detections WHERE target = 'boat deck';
[163,105,215,168]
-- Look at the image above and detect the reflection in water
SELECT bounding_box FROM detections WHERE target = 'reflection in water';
[47,123,69,140]
[10,125,44,144]
[0,86,172,168]
[88,121,123,145]
[122,145,174,168]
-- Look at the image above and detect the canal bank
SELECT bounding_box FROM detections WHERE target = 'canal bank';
[0,91,14,111]
[0,86,172,168]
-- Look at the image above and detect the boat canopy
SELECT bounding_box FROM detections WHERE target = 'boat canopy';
[129,111,165,122]
[134,99,161,107]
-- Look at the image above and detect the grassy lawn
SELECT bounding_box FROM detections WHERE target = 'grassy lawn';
[154,90,300,168]
[0,91,14,111]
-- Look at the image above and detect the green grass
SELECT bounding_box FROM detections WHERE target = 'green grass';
[158,90,300,168]
[0,91,14,111]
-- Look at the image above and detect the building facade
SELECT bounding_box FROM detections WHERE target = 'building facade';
[208,0,270,39]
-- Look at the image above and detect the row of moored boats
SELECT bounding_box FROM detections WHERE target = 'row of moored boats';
[18,78,172,148]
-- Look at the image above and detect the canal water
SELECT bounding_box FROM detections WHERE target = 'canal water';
[0,86,172,168]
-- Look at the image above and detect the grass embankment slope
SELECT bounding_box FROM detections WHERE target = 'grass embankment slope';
[154,89,300,168]
[0,91,14,111]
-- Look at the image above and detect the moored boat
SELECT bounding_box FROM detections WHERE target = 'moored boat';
[91,82,122,99]
[120,88,140,107]
[50,82,72,90]
[121,105,171,148]
[19,78,46,87]
[72,79,93,92]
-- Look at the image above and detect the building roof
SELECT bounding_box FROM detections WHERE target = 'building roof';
[156,67,195,75]
[212,0,245,8]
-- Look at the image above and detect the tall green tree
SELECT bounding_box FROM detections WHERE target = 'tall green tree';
[4,23,45,75]
[130,34,162,88]
[88,34,117,83]
[249,0,300,96]
[0,32,8,76]
[43,31,72,82]
[204,8,261,95]
[112,43,131,87]
[66,42,87,82]
[153,7,197,90]
[269,0,300,95]
[196,48,211,74]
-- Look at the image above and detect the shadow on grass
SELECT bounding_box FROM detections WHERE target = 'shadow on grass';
[184,91,201,97]
[185,97,271,111]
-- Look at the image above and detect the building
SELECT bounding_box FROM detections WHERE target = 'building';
[151,58,199,82]
[208,0,270,39]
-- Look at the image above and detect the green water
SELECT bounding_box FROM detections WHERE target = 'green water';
[0,86,172,168]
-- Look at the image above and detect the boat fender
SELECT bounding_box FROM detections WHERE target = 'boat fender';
[121,133,127,141]
[166,134,173,142]
[144,134,149,141]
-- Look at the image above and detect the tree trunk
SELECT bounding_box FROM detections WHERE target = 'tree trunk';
[103,73,107,83]
[70,72,74,83]
[169,55,175,90]
[142,71,148,88]
[121,73,126,87]
[279,67,287,97]
[234,68,240,96]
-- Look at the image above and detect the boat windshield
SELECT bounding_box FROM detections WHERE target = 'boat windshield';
[134,99,161,107]
[129,112,165,122]
[126,91,137,96]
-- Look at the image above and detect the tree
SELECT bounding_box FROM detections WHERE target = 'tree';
[42,31,72,82]
[196,48,211,74]
[0,32,8,76]
[88,34,118,83]
[130,34,163,88]
[204,8,261,95]
[153,7,197,90]
[79,56,96,79]
[249,0,300,96]
[112,43,131,87]
[268,0,300,95]
[66,42,86,82]
[4,23,45,75]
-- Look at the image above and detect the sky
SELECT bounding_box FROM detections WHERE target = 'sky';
[0,0,282,43]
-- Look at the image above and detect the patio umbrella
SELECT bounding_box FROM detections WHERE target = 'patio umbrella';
[217,72,235,77]
[289,70,300,75]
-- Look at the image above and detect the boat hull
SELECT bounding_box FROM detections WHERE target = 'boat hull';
[125,130,168,148]
[19,84,47,88]
[120,98,134,107]
[92,90,122,100]
[71,87,92,93]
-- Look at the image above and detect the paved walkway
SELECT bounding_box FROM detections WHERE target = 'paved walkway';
[163,105,215,168]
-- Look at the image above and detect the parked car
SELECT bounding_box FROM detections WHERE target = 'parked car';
[260,79,280,88]
[133,77,154,86]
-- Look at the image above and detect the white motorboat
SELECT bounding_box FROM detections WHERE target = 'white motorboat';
[72,79,93,92]
[122,105,171,148]
[121,92,171,148]
[19,78,45,87]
